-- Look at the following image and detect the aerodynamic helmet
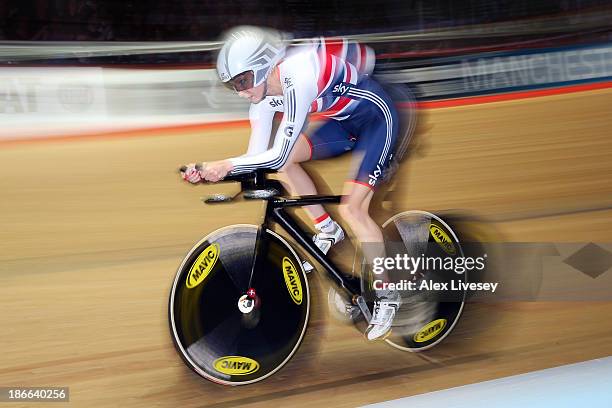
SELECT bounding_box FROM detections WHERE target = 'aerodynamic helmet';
[216,26,287,89]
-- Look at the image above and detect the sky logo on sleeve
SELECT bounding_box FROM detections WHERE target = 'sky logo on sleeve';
[269,97,284,108]
[332,82,354,96]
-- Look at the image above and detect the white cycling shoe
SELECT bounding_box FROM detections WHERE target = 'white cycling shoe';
[313,221,344,255]
[366,290,402,341]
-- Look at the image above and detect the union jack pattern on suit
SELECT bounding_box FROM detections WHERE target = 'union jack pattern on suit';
[310,38,375,117]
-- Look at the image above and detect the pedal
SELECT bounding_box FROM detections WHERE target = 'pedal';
[301,261,314,274]
[354,295,372,324]
[328,288,360,322]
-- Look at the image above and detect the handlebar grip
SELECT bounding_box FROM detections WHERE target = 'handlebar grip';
[178,163,203,173]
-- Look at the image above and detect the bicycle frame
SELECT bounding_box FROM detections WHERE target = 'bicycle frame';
[266,195,362,296]
[201,169,371,318]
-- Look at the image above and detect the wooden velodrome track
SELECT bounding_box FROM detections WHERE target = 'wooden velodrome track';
[1,88,612,407]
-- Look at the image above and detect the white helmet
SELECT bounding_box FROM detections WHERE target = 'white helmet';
[216,26,287,88]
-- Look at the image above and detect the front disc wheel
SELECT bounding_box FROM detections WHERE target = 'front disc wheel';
[169,225,310,385]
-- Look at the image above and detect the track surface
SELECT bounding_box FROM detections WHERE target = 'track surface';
[1,89,612,407]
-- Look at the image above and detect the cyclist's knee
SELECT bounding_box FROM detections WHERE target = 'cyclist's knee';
[339,202,368,225]
[278,160,298,173]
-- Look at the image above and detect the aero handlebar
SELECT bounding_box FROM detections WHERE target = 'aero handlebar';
[178,165,277,184]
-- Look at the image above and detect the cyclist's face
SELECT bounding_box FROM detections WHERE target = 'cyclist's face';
[238,82,266,103]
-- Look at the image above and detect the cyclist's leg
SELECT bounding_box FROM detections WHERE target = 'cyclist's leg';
[342,135,401,338]
[339,181,382,250]
[277,134,325,219]
[340,131,398,262]
[279,119,354,222]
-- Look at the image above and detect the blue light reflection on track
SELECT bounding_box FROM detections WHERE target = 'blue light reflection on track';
[363,357,612,408]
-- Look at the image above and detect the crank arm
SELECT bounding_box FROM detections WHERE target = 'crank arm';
[354,295,372,324]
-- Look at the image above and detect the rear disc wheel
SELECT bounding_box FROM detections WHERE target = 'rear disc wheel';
[361,211,467,351]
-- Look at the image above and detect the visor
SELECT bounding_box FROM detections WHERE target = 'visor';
[225,70,255,92]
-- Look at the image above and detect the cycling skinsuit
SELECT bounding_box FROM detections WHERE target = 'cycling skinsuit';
[228,38,399,189]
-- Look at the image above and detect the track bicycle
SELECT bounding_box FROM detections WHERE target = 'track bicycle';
[169,167,468,385]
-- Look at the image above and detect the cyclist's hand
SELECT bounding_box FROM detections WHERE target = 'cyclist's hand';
[181,163,204,184]
[201,160,234,182]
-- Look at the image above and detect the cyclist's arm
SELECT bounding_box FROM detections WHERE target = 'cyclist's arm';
[244,102,276,155]
[228,76,317,174]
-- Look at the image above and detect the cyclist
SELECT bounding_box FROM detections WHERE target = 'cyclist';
[182,26,401,340]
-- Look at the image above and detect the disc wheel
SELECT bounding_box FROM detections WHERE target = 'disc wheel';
[361,211,467,351]
[169,225,309,385]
